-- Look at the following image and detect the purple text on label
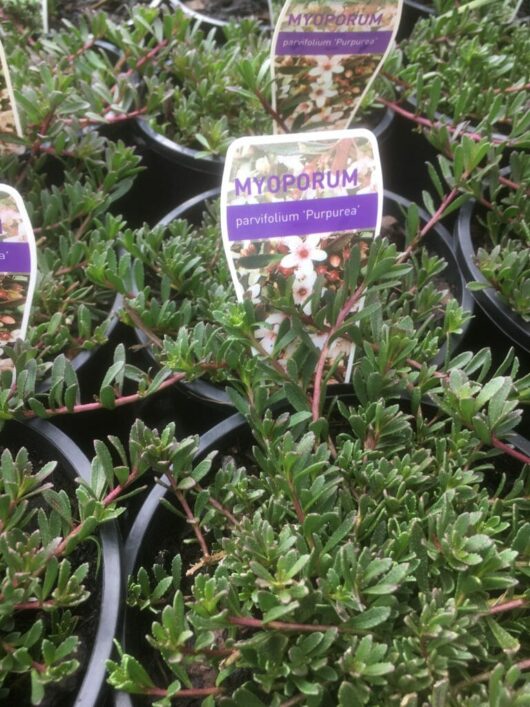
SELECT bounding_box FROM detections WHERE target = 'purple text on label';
[276,30,392,56]
[288,12,383,26]
[227,193,378,241]
[0,243,31,273]
[235,167,358,197]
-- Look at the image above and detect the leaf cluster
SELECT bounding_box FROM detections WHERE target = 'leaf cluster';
[108,370,530,705]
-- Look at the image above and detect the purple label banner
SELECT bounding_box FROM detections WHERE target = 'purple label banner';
[276,30,392,56]
[227,193,378,242]
[0,242,31,273]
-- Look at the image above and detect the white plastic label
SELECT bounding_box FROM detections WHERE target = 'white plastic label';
[0,185,37,368]
[0,40,23,153]
[221,129,383,381]
[271,0,403,132]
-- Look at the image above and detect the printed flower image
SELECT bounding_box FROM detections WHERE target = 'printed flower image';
[0,273,28,344]
[225,135,380,381]
[273,1,401,130]
[0,59,23,155]
[0,196,25,241]
[0,195,30,355]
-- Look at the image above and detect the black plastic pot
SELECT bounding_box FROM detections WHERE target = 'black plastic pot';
[383,91,511,206]
[133,186,474,411]
[397,0,435,41]
[113,410,249,707]
[2,419,122,707]
[168,0,272,36]
[454,199,530,356]
[130,106,395,227]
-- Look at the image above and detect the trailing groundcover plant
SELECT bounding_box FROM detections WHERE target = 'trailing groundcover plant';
[0,27,183,419]
[0,443,111,703]
[378,2,530,154]
[97,192,469,393]
[105,137,530,706]
[0,418,203,704]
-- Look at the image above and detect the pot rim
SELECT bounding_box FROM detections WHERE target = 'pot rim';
[168,0,273,31]
[134,106,394,173]
[7,418,122,707]
[454,198,530,353]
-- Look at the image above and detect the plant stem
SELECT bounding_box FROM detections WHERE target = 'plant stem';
[499,175,530,196]
[287,480,306,525]
[22,372,185,419]
[197,490,239,527]
[281,696,307,707]
[380,97,506,146]
[13,599,57,611]
[228,615,347,633]
[123,39,170,78]
[455,658,530,690]
[175,489,210,559]
[491,436,530,465]
[143,686,223,698]
[398,185,461,262]
[52,467,140,557]
[2,642,46,672]
[487,598,528,615]
[254,88,290,134]
[311,282,365,421]
[64,39,97,64]
[123,302,163,348]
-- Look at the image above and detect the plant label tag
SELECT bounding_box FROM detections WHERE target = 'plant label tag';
[221,129,382,383]
[0,185,37,368]
[42,0,49,33]
[0,39,23,154]
[510,0,523,20]
[271,0,403,132]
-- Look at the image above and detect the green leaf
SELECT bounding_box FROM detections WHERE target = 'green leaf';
[322,513,356,554]
[262,601,299,623]
[486,617,520,655]
[346,606,391,630]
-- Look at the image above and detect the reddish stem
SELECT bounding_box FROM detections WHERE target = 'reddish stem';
[175,490,210,559]
[311,283,366,422]
[487,598,528,615]
[2,642,46,673]
[13,600,57,611]
[22,372,185,419]
[123,39,170,77]
[204,495,239,527]
[496,81,530,94]
[143,686,222,698]
[288,480,306,525]
[52,467,140,557]
[228,615,345,633]
[65,39,96,64]
[380,97,506,145]
[61,107,148,127]
[456,658,530,689]
[399,185,461,262]
[499,175,530,196]
[491,436,530,465]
